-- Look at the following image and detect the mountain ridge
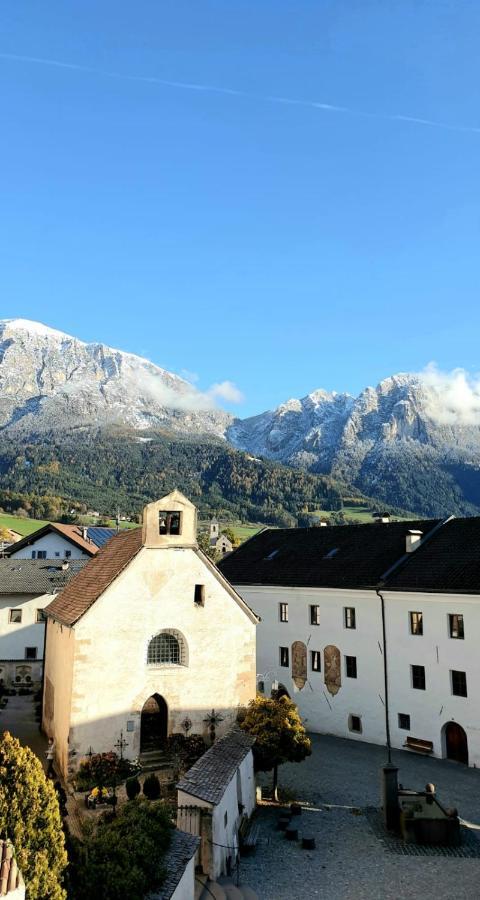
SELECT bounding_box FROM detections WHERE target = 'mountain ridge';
[2,319,480,517]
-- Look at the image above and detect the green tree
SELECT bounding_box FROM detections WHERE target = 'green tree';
[221,526,237,545]
[0,731,67,899]
[197,530,218,561]
[239,695,312,800]
[69,798,172,900]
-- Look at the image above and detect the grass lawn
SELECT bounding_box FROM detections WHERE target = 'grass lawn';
[231,524,263,541]
[0,513,48,536]
[310,506,412,524]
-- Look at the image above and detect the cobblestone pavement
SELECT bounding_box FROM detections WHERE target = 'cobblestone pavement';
[0,694,47,765]
[240,735,480,900]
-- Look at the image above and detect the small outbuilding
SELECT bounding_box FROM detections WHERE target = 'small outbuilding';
[177,727,256,881]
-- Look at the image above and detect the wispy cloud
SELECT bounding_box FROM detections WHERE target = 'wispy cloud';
[419,363,480,425]
[1,51,480,135]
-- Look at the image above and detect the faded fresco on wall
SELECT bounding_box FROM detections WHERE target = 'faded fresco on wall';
[324,644,341,696]
[291,640,307,690]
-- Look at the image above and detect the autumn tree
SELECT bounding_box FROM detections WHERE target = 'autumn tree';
[0,731,67,899]
[239,695,312,800]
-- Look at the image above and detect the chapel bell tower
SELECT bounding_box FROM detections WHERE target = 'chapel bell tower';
[142,489,198,548]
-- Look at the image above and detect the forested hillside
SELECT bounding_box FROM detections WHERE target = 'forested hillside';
[0,430,359,525]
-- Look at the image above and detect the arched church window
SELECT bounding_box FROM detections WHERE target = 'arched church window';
[147,629,187,666]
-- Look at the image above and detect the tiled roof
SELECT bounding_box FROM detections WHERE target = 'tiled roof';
[0,839,24,896]
[8,523,99,557]
[384,516,480,593]
[177,727,255,805]
[45,527,143,626]
[0,558,88,595]
[218,520,439,590]
[148,829,200,900]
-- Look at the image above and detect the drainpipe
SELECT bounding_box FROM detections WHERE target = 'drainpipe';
[377,585,399,831]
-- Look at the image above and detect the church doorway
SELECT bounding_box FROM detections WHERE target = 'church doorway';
[444,721,468,764]
[140,694,168,753]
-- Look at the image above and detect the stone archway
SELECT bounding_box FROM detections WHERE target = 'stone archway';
[444,721,468,764]
[140,694,168,753]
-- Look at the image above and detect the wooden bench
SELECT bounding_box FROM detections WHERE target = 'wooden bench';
[239,815,260,855]
[404,736,433,754]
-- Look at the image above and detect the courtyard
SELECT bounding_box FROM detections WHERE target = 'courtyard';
[240,734,480,900]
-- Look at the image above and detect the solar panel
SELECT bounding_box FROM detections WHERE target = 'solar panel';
[87,527,117,548]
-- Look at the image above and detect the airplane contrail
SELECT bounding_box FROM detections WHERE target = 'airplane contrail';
[1,51,479,135]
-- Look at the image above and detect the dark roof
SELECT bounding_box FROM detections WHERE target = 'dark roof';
[46,528,143,625]
[8,523,99,557]
[148,829,200,900]
[0,558,88,595]
[177,727,255,805]
[384,516,480,593]
[218,520,439,590]
[86,526,117,548]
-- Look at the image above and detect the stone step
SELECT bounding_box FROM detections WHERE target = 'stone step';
[218,878,259,900]
[199,882,227,900]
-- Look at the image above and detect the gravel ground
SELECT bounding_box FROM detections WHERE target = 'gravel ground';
[239,734,480,900]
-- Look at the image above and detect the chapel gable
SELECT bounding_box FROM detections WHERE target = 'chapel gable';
[142,489,197,549]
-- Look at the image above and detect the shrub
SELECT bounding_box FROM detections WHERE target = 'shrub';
[75,752,138,791]
[67,799,172,900]
[0,731,67,899]
[185,734,207,765]
[125,776,141,800]
[142,773,161,800]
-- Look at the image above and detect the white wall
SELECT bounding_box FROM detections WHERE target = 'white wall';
[61,547,256,766]
[384,590,480,767]
[10,533,89,560]
[237,585,387,747]
[0,593,53,661]
[170,853,195,900]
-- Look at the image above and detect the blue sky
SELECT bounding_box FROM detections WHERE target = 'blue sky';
[1,1,480,416]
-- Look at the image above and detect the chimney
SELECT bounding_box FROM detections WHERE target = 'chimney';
[81,526,88,541]
[61,561,70,571]
[319,519,328,527]
[406,530,423,553]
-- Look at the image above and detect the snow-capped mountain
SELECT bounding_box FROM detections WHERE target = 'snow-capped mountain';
[2,319,480,516]
[0,319,230,436]
[229,374,480,516]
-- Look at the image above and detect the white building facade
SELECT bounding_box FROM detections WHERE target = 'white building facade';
[219,516,480,768]
[43,491,258,778]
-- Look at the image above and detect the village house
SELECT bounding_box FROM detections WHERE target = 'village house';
[7,523,116,560]
[209,520,233,556]
[0,558,87,689]
[42,491,258,778]
[219,515,480,768]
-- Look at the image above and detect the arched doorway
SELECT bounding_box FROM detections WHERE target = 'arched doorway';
[140,694,168,753]
[444,722,468,764]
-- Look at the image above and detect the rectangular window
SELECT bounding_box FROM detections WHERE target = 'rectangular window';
[344,607,356,629]
[55,552,60,557]
[36,609,46,623]
[398,713,410,730]
[409,611,423,636]
[348,714,362,733]
[411,665,426,690]
[279,602,288,623]
[9,609,22,624]
[345,655,357,678]
[310,605,320,626]
[31,551,36,559]
[37,550,47,559]
[311,650,321,672]
[65,550,72,559]
[25,647,37,660]
[280,646,289,667]
[194,584,205,606]
[449,614,464,640]
[159,511,182,536]
[451,670,467,697]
